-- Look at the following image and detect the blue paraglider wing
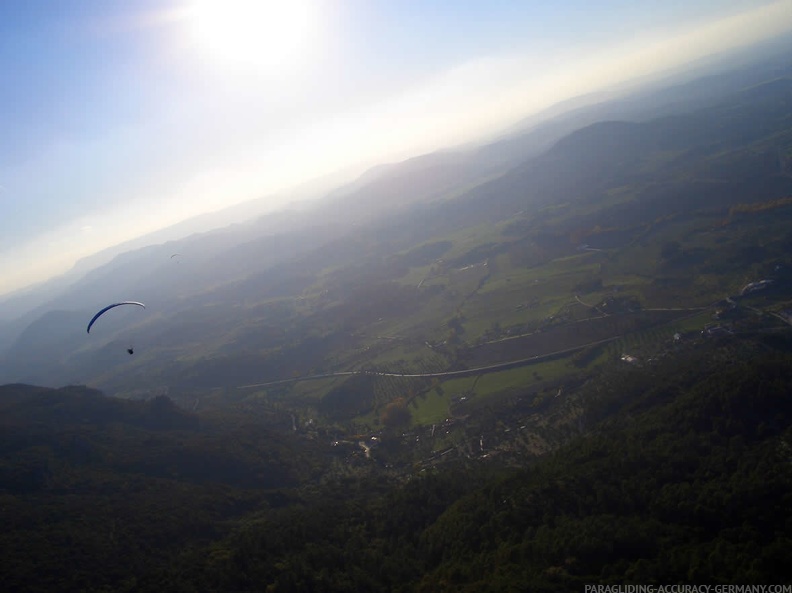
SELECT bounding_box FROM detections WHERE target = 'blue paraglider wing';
[86,301,146,333]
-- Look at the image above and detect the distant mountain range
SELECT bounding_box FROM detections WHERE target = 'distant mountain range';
[2,33,792,390]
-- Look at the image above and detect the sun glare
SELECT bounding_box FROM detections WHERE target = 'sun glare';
[186,0,316,71]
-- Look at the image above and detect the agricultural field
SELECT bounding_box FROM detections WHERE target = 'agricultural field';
[232,189,792,454]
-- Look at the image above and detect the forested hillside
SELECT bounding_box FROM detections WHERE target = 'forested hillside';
[2,336,790,591]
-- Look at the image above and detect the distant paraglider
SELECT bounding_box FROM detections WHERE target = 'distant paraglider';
[86,301,146,334]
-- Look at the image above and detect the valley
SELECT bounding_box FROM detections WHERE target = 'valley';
[3,40,792,590]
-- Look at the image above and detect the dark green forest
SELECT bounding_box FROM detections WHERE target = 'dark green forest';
[2,335,791,591]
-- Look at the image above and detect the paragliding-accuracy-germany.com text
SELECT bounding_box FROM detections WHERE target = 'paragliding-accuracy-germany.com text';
[584,586,792,593]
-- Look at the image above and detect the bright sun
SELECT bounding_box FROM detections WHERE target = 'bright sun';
[186,0,317,71]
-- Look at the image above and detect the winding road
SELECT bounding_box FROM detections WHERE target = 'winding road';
[236,336,620,390]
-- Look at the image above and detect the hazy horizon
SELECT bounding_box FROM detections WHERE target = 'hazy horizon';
[2,0,792,296]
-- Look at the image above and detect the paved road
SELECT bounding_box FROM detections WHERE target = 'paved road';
[235,292,792,392]
[237,336,620,390]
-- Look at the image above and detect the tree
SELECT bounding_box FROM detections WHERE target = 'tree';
[381,398,412,428]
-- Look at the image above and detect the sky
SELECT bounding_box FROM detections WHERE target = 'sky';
[1,0,792,296]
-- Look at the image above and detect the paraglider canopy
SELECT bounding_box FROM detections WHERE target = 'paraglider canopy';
[86,301,146,334]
